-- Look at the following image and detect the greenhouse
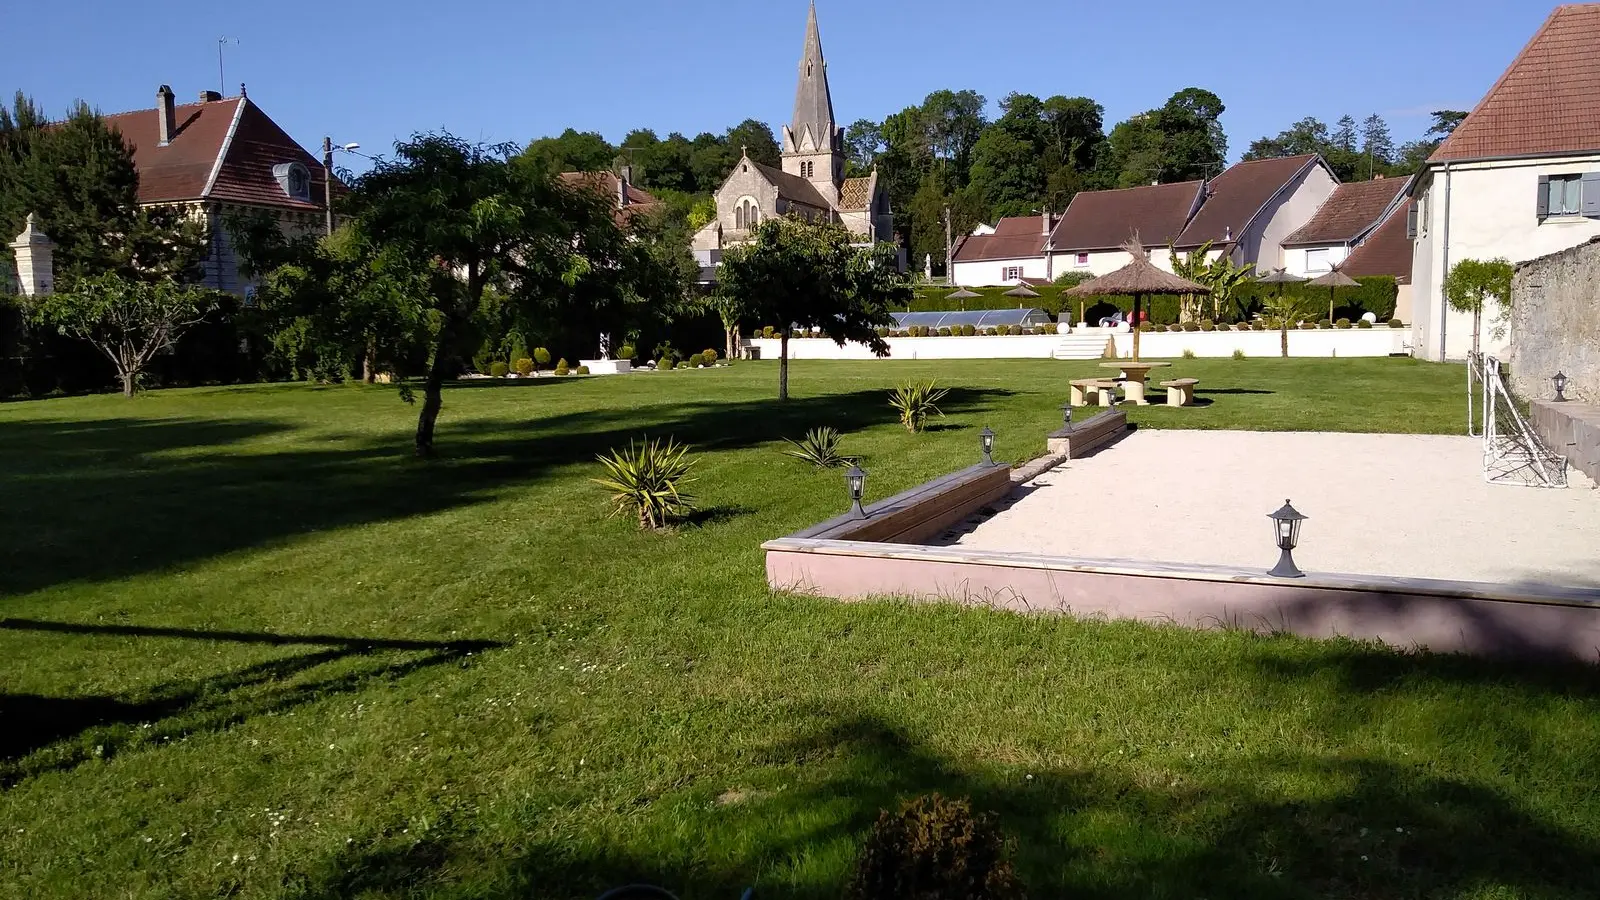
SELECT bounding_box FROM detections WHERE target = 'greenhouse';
[890,309,1055,331]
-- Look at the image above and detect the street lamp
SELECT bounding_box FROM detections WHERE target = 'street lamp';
[322,137,361,235]
[1553,371,1569,402]
[979,427,996,466]
[845,464,867,519]
[1267,499,1307,579]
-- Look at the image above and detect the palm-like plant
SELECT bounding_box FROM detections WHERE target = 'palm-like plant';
[1259,287,1320,358]
[889,381,950,433]
[784,426,847,468]
[1203,255,1257,322]
[593,437,697,530]
[1169,240,1213,323]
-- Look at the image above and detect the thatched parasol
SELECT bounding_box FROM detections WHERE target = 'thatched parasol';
[1306,266,1360,324]
[1257,268,1310,357]
[1065,238,1209,361]
[947,287,980,311]
[1002,284,1040,299]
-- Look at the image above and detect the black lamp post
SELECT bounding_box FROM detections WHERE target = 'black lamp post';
[845,464,867,519]
[1554,371,1569,402]
[1059,402,1073,429]
[1267,499,1307,578]
[980,427,996,466]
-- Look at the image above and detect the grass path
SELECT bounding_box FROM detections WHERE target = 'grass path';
[4,359,1598,899]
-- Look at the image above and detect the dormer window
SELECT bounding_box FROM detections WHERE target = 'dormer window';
[273,162,312,202]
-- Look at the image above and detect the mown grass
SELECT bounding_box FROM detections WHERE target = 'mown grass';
[4,358,1598,900]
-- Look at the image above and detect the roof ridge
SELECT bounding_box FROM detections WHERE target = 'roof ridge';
[99,95,242,121]
[201,96,249,199]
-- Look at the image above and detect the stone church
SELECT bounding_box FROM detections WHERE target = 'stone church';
[692,3,896,276]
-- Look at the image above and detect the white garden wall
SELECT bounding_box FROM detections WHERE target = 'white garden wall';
[747,328,1409,361]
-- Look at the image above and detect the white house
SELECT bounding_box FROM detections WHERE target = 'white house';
[1410,3,1600,361]
[1281,176,1410,276]
[948,212,1057,285]
[1042,180,1205,278]
[1164,154,1339,274]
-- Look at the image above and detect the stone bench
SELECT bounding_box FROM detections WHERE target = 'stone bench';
[1160,378,1200,407]
[1070,378,1119,407]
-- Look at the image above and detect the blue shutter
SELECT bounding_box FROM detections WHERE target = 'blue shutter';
[1583,173,1600,218]
[1537,175,1551,218]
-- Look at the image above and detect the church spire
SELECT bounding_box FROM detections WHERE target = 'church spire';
[789,1,837,153]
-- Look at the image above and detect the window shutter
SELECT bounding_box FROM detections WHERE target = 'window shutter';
[1406,205,1418,240]
[1537,175,1551,218]
[1583,173,1600,218]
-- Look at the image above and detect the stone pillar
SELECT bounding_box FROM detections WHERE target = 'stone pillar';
[9,213,54,297]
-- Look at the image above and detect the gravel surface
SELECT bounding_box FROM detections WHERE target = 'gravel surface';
[948,430,1600,586]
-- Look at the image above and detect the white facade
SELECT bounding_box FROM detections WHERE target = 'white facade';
[950,255,1053,286]
[1235,163,1339,272]
[1282,244,1352,278]
[1411,153,1600,360]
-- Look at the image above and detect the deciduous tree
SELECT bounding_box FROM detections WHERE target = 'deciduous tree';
[1443,257,1513,358]
[32,274,217,397]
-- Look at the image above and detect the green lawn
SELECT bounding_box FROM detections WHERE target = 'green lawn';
[4,358,1599,900]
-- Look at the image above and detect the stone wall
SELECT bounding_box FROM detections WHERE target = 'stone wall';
[1509,237,1600,403]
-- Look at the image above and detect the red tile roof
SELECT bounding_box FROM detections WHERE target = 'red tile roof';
[953,214,1055,262]
[1432,5,1600,162]
[1049,181,1203,252]
[101,96,334,211]
[1341,200,1414,281]
[1284,177,1410,246]
[1175,154,1322,249]
[558,171,662,225]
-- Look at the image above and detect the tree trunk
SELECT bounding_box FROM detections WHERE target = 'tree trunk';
[415,313,459,458]
[363,339,376,383]
[1472,307,1482,359]
[1281,322,1289,358]
[1131,295,1142,361]
[120,370,137,398]
[778,330,790,401]
[725,322,739,362]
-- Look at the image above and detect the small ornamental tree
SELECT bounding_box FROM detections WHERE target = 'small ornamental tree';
[719,218,907,401]
[1442,257,1513,358]
[33,274,217,397]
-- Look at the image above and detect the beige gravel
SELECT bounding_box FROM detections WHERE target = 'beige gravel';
[950,430,1600,586]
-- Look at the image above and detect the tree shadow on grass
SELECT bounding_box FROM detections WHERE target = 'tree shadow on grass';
[278,704,1600,899]
[0,617,502,786]
[0,387,1014,596]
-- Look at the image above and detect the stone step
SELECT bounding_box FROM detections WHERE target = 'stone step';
[1052,333,1115,360]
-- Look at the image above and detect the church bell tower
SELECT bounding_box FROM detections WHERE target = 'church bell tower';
[781,2,843,206]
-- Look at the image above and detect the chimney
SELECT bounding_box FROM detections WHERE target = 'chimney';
[1224,226,1233,242]
[1041,207,1051,237]
[617,165,632,209]
[198,90,222,103]
[1373,173,1384,180]
[156,85,175,147]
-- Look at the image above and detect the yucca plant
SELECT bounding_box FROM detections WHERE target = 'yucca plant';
[593,437,697,530]
[888,381,950,433]
[784,426,847,468]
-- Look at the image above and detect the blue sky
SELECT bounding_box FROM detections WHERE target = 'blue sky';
[0,0,1563,171]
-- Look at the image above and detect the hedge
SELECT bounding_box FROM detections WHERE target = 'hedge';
[909,275,1399,327]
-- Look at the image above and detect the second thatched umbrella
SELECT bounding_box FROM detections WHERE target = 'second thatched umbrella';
[947,287,980,311]
[1002,284,1041,301]
[1306,266,1360,324]
[1064,240,1209,361]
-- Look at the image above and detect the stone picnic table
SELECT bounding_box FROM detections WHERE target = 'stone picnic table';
[1099,361,1172,405]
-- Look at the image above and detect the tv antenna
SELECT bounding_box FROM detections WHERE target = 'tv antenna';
[217,37,239,95]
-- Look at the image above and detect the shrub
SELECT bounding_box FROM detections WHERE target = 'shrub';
[938,327,953,337]
[1182,348,1197,359]
[1200,320,1215,332]
[1253,321,1268,331]
[1300,322,1317,330]
[576,365,590,374]
[762,325,776,338]
[1357,319,1373,329]
[1040,323,1057,335]
[533,347,551,368]
[1138,323,1155,332]
[963,324,977,336]
[888,380,950,433]
[1167,323,1183,333]
[656,356,673,372]
[703,348,719,363]
[592,437,697,530]
[1182,322,1201,333]
[514,357,534,377]
[1336,317,1352,329]
[1317,320,1333,329]
[1232,348,1247,360]
[876,326,890,338]
[488,361,509,378]
[618,344,636,361]
[554,358,571,376]
[847,794,1024,900]
[784,426,847,468]
[1388,318,1404,328]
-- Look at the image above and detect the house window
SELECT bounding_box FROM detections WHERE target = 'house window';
[1074,253,1089,267]
[1003,266,1024,280]
[1542,173,1584,217]
[1305,248,1331,273]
